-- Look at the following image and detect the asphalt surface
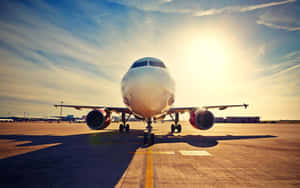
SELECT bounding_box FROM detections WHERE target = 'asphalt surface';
[0,121,300,188]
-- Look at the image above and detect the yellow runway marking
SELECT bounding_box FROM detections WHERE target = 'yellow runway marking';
[144,146,153,188]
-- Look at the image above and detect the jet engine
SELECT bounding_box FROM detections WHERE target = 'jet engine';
[86,110,111,130]
[189,110,214,130]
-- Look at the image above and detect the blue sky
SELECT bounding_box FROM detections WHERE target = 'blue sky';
[0,0,299,119]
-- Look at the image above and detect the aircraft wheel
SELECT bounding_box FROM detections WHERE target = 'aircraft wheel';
[177,124,182,133]
[151,133,155,145]
[171,124,175,133]
[125,124,130,132]
[119,124,124,132]
[143,132,148,145]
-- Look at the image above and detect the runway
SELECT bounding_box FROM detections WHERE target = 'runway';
[0,121,300,187]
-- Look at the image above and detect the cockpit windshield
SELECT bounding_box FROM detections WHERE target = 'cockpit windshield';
[130,57,166,69]
[130,61,147,69]
[149,61,166,68]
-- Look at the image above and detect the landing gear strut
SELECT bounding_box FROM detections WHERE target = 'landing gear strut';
[170,112,182,133]
[119,112,131,133]
[144,119,155,145]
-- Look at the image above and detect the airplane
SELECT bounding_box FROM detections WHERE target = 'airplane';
[54,57,248,145]
[51,115,85,122]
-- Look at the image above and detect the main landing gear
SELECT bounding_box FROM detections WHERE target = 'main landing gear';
[170,112,182,133]
[119,112,131,133]
[144,119,155,145]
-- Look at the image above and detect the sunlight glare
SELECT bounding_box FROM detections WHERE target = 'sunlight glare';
[185,35,230,82]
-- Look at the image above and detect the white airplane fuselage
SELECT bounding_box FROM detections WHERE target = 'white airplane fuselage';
[121,57,175,119]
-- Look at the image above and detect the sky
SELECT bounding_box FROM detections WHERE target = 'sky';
[0,0,299,120]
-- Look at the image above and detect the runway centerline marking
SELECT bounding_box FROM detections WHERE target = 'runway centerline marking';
[179,150,212,156]
[145,146,153,188]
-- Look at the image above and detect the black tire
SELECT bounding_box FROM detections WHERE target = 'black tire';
[125,124,130,132]
[177,124,182,133]
[119,124,124,132]
[144,132,148,145]
[171,124,175,133]
[151,133,155,145]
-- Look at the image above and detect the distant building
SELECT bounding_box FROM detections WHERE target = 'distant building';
[225,116,260,123]
[112,116,120,122]
[0,118,14,122]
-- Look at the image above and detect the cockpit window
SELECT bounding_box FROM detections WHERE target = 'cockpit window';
[149,61,166,68]
[131,61,147,69]
[130,58,166,69]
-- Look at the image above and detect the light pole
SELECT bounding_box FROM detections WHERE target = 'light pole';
[60,101,64,117]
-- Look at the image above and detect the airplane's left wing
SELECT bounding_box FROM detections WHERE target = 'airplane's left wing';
[203,104,248,110]
[54,104,131,114]
[168,104,248,113]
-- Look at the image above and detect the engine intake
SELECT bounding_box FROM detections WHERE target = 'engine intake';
[86,110,111,130]
[189,110,214,130]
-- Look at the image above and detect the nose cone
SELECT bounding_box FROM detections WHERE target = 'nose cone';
[122,67,175,118]
[130,83,167,118]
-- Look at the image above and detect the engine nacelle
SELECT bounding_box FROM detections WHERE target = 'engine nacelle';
[86,110,111,130]
[189,110,214,130]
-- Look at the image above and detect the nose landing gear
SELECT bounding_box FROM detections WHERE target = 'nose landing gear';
[144,119,155,145]
[171,123,182,133]
[119,123,130,132]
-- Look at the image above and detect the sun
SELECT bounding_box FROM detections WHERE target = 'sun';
[185,35,230,81]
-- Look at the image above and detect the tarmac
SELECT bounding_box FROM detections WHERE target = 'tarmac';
[0,121,300,187]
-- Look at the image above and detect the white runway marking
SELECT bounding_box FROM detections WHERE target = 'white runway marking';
[179,150,212,156]
[154,151,175,155]
[130,151,175,155]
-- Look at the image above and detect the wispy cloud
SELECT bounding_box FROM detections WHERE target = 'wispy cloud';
[239,0,296,11]
[194,0,296,16]
[284,50,300,59]
[256,19,300,31]
[268,63,300,80]
[255,1,300,32]
[254,50,300,94]
[256,49,300,82]
[111,0,296,16]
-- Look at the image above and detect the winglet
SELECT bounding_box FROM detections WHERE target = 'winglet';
[244,104,249,109]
